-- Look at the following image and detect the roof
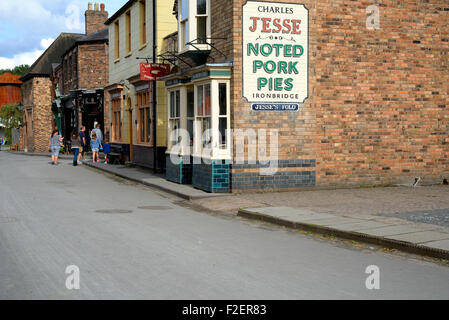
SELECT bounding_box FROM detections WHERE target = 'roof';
[0,72,22,85]
[77,28,109,43]
[20,33,83,82]
[62,28,109,57]
[105,0,136,25]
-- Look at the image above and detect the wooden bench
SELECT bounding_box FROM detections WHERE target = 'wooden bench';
[107,144,124,165]
[9,144,18,151]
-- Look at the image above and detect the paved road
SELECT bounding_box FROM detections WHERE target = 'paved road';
[1,152,448,299]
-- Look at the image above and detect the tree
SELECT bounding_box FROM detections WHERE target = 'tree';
[0,103,24,144]
[0,64,30,76]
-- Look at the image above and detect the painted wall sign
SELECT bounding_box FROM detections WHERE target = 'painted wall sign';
[242,1,309,110]
[140,63,171,81]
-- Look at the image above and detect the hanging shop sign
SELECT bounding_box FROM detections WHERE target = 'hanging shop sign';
[140,63,171,81]
[242,1,309,111]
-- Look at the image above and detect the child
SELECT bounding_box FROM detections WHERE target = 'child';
[70,130,81,166]
[90,131,101,163]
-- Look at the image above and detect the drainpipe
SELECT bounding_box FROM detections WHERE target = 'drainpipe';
[152,0,158,172]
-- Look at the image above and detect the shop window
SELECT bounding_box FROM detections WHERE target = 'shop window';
[196,83,211,148]
[111,97,122,142]
[218,83,228,148]
[169,90,181,147]
[187,90,195,147]
[136,89,152,145]
[139,0,146,45]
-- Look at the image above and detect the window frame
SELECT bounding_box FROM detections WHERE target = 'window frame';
[136,89,152,146]
[178,0,211,52]
[139,0,147,45]
[111,96,122,143]
[114,21,120,59]
[126,11,132,54]
[168,89,182,150]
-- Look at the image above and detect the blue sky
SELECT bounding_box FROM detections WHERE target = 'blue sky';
[0,0,126,69]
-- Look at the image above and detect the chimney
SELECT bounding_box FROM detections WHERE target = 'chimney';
[85,2,108,35]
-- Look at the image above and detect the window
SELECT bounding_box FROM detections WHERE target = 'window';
[218,83,228,148]
[136,89,152,145]
[126,11,131,53]
[169,90,181,147]
[196,83,211,148]
[178,0,210,51]
[196,0,207,43]
[111,97,121,142]
[180,0,189,49]
[114,21,120,59]
[187,89,195,147]
[140,0,146,45]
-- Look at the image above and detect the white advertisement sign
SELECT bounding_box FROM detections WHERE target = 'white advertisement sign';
[242,1,309,111]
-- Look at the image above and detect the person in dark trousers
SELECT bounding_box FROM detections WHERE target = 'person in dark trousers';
[70,130,81,166]
[79,126,87,161]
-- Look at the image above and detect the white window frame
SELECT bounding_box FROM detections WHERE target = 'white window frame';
[193,79,231,160]
[178,0,211,53]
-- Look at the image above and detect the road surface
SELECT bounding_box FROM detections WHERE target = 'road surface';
[0,152,448,299]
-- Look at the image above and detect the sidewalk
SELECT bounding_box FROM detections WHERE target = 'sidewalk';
[82,161,226,201]
[191,185,449,259]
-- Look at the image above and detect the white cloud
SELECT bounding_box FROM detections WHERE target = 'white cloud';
[40,38,55,50]
[0,50,44,69]
[0,37,54,69]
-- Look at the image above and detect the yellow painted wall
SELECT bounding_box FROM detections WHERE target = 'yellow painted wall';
[156,0,177,147]
[107,0,177,148]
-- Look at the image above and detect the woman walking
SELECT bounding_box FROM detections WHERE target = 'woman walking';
[70,130,81,166]
[49,130,63,165]
[91,131,101,163]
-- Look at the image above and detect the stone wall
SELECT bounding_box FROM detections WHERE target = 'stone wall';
[31,77,53,152]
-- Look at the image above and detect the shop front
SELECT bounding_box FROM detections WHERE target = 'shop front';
[164,64,232,193]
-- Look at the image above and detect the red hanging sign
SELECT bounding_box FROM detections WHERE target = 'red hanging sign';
[140,63,171,81]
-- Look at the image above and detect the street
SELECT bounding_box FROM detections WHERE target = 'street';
[1,152,448,299]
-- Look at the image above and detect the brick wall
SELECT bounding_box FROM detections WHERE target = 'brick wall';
[213,0,449,191]
[78,43,109,89]
[85,9,108,35]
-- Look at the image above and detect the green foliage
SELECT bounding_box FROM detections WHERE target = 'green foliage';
[0,103,24,129]
[0,64,30,75]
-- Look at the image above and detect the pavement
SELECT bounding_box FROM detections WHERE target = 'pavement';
[82,161,226,201]
[7,150,449,260]
[1,151,449,299]
[238,207,449,260]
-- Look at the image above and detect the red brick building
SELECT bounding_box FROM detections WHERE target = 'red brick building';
[57,9,109,144]
[163,0,449,192]
[21,3,109,152]
[20,33,84,152]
